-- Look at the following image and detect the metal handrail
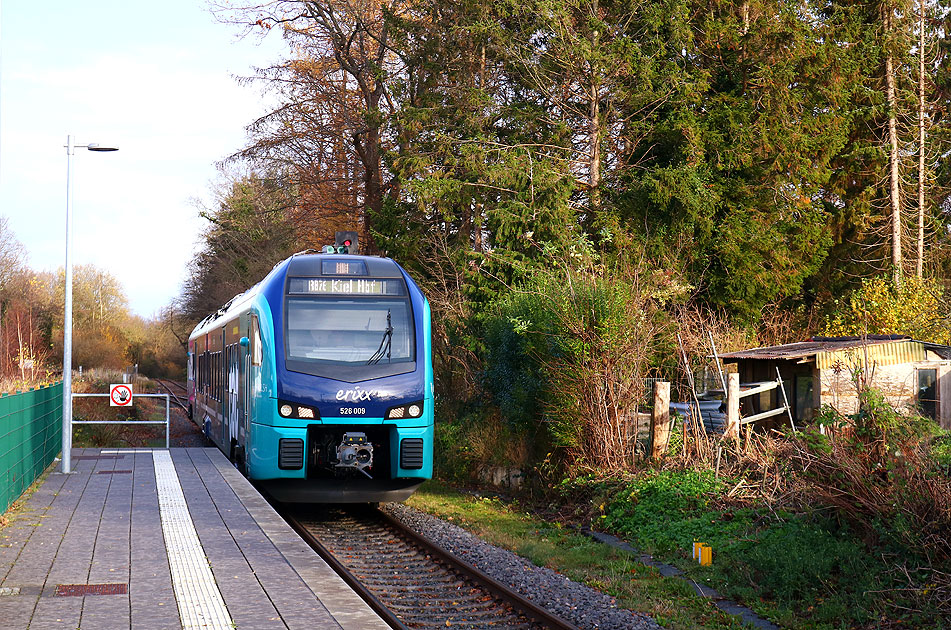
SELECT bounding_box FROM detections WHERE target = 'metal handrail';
[70,393,170,448]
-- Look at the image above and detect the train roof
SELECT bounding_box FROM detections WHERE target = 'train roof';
[286,253,403,277]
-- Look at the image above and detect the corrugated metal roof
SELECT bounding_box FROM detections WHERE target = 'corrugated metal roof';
[816,340,925,370]
[718,336,945,370]
[719,337,902,361]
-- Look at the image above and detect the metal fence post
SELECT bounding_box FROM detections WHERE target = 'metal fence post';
[165,394,170,448]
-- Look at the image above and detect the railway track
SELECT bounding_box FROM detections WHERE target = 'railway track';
[284,506,580,630]
[154,379,188,411]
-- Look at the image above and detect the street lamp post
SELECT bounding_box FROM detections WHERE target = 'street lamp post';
[62,135,118,474]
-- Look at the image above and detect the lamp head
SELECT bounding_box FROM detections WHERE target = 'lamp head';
[86,143,118,152]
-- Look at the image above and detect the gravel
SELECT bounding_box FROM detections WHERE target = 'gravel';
[382,502,665,630]
[165,394,208,448]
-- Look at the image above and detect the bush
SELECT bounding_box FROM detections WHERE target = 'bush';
[481,254,686,472]
[602,469,729,553]
[433,407,538,485]
[792,390,951,554]
[932,431,951,475]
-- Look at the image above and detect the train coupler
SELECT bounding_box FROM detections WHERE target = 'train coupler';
[335,432,373,479]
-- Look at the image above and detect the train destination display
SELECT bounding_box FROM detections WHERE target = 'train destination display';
[288,277,405,296]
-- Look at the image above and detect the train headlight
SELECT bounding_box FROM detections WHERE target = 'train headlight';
[278,400,319,420]
[385,401,424,420]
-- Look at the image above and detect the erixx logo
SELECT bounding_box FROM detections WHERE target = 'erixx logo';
[335,386,380,402]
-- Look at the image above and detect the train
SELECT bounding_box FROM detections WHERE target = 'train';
[186,235,434,503]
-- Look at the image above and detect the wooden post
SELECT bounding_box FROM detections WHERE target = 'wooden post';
[650,381,671,459]
[725,372,740,438]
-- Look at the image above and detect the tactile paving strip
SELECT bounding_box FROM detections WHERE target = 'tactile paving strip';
[153,451,234,630]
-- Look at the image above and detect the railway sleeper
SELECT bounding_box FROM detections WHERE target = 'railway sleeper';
[404,619,536,630]
[359,572,462,584]
[386,599,532,615]
[368,581,479,594]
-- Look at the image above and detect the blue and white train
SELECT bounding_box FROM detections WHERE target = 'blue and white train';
[186,241,434,503]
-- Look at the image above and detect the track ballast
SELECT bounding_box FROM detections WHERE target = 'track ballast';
[284,506,580,630]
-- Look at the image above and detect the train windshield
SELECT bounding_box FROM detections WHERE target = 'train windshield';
[285,297,415,378]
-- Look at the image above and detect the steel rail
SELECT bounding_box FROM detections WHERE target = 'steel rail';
[154,379,189,412]
[283,507,580,630]
[283,512,410,630]
[375,510,580,630]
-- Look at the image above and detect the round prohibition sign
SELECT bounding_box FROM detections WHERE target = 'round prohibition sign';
[110,384,133,407]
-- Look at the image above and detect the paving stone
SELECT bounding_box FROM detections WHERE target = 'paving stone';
[0,448,389,629]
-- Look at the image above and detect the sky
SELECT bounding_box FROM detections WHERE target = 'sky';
[0,0,288,318]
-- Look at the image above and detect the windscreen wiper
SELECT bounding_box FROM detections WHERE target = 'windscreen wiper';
[366,310,392,365]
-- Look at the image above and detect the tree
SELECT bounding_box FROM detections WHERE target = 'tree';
[0,219,45,380]
[50,265,133,370]
[0,271,56,381]
[180,170,299,320]
[218,0,417,252]
[609,0,855,318]
[823,274,951,343]
[0,216,26,291]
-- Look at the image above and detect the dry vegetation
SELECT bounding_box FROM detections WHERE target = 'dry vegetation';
[0,215,186,390]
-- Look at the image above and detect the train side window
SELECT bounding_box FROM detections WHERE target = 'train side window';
[250,315,262,366]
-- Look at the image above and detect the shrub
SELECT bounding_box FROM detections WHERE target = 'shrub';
[433,408,538,485]
[602,469,728,553]
[792,390,951,555]
[481,254,686,472]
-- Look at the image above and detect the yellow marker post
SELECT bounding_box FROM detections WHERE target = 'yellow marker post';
[698,543,712,566]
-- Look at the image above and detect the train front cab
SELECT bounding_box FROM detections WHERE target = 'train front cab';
[247,255,434,503]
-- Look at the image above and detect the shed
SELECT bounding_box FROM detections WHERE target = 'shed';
[717,335,951,430]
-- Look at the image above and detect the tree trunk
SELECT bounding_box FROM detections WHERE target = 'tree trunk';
[362,123,382,254]
[917,0,926,278]
[589,76,601,213]
[474,203,484,252]
[587,0,602,214]
[886,9,902,284]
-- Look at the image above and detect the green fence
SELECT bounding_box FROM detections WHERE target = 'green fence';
[0,382,62,515]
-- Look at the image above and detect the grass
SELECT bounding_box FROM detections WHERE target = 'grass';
[405,480,746,630]
[586,468,948,630]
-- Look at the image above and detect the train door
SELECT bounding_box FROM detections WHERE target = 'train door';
[217,328,227,448]
[237,337,247,451]
[243,314,262,470]
[224,343,240,452]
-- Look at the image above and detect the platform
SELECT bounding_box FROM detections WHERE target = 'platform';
[0,448,389,630]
